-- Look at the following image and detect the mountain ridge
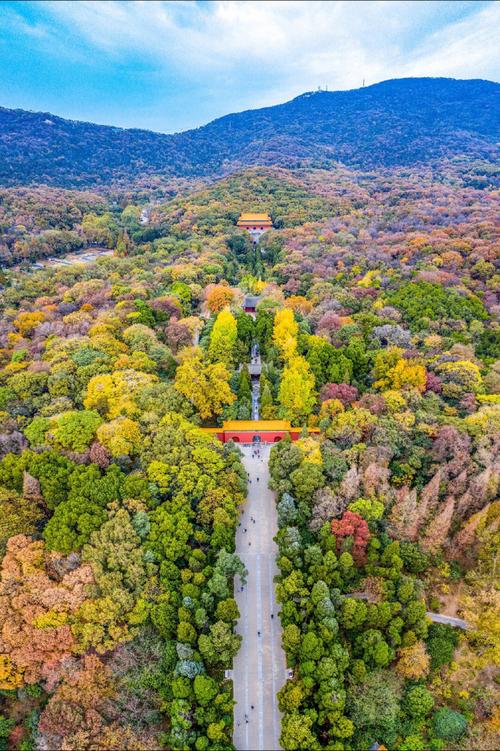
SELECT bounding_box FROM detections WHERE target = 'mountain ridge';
[0,77,498,187]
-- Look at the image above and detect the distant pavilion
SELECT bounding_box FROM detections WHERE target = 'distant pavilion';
[237,212,273,242]
[243,295,260,313]
[201,419,319,444]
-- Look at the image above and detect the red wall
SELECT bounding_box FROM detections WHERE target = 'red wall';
[224,431,282,443]
[222,430,301,443]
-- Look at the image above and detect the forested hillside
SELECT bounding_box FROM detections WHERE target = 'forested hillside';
[0,77,498,187]
[0,158,498,749]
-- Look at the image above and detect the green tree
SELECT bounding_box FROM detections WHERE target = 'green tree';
[43,464,125,553]
[215,597,240,623]
[282,624,301,657]
[255,310,274,356]
[0,715,14,751]
[280,712,318,751]
[348,669,402,747]
[73,507,156,653]
[277,681,304,712]
[426,623,459,670]
[290,462,324,504]
[399,735,427,750]
[193,674,218,706]
[300,631,323,662]
[340,598,367,631]
[433,708,468,741]
[82,211,119,247]
[235,311,255,356]
[198,621,242,666]
[389,281,487,330]
[259,376,277,419]
[52,410,103,452]
[404,686,434,718]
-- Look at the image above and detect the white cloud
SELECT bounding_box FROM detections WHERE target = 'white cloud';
[5,0,499,129]
[400,3,500,80]
[41,1,499,80]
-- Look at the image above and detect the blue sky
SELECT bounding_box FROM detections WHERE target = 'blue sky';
[1,1,498,133]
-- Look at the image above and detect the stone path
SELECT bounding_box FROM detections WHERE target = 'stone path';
[426,612,469,630]
[233,444,287,751]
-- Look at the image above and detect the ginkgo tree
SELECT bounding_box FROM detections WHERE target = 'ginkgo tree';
[208,308,237,365]
[174,346,235,420]
[273,307,299,361]
[278,355,316,422]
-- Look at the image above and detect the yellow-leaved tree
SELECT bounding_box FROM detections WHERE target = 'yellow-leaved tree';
[395,641,430,679]
[373,347,426,392]
[437,360,483,398]
[84,369,157,419]
[96,417,142,457]
[13,310,47,337]
[208,309,237,365]
[273,308,298,362]
[174,347,235,420]
[278,355,316,423]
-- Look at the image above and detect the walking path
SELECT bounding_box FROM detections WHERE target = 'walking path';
[233,445,287,751]
[426,612,469,630]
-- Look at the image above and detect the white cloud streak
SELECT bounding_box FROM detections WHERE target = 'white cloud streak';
[40,1,499,75]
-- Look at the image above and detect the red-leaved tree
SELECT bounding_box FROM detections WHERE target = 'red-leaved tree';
[331,511,370,565]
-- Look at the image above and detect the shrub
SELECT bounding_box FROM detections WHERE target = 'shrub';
[433,708,467,741]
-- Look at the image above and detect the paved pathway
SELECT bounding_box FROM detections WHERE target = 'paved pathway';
[233,444,287,751]
[251,344,261,421]
[426,612,469,630]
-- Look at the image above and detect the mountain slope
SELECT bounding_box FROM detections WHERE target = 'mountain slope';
[0,77,498,187]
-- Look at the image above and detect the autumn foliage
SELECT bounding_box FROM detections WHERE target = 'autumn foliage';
[331,511,370,564]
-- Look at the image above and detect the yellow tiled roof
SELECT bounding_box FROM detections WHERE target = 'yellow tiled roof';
[223,420,291,431]
[238,213,272,222]
[199,420,320,434]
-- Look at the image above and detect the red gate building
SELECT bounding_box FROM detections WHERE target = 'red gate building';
[201,420,319,444]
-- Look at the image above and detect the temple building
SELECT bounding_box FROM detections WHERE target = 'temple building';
[201,420,320,444]
[237,212,273,242]
[243,295,260,314]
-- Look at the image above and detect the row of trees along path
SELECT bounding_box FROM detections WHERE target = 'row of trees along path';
[231,340,468,751]
[233,343,287,750]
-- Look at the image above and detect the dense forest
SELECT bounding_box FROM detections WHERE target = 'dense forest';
[0,78,498,187]
[0,76,498,750]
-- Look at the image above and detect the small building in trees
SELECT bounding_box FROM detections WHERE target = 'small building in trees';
[243,295,260,314]
[237,212,273,243]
